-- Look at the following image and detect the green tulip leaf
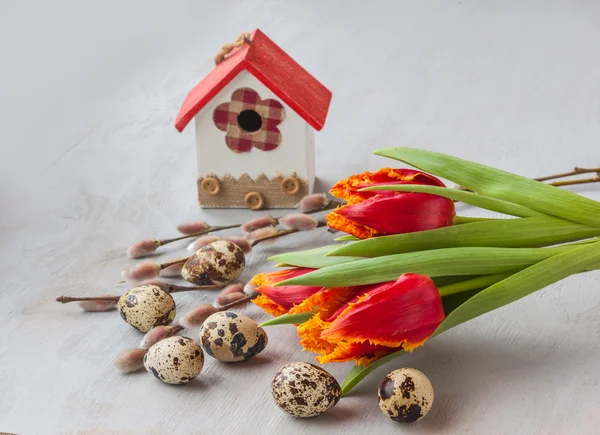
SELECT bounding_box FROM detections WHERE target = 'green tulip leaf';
[361,184,544,218]
[434,240,600,334]
[327,216,600,257]
[335,235,360,241]
[340,241,600,395]
[279,245,575,288]
[269,245,358,269]
[375,147,600,227]
[259,312,314,327]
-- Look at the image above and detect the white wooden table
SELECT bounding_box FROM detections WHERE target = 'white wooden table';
[2,1,600,433]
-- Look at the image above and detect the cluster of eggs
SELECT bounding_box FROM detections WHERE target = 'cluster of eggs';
[269,364,434,422]
[117,241,435,423]
[142,311,268,384]
[116,240,264,382]
[117,241,245,332]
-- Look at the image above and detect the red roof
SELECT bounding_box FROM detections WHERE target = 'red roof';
[175,29,332,132]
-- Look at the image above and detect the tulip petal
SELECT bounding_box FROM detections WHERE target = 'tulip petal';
[327,193,455,239]
[251,268,323,316]
[295,286,373,355]
[290,286,358,317]
[297,314,337,355]
[316,340,400,366]
[252,294,289,317]
[321,274,444,351]
[330,168,445,204]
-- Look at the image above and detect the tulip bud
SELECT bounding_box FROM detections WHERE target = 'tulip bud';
[187,235,221,253]
[126,239,158,259]
[179,304,218,328]
[121,262,161,283]
[241,216,278,234]
[176,220,210,235]
[278,214,319,231]
[296,193,330,212]
[76,293,118,312]
[113,348,147,373]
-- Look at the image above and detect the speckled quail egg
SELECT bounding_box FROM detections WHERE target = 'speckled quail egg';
[143,336,204,384]
[117,285,176,332]
[182,240,245,286]
[200,311,267,362]
[378,368,434,423]
[271,362,341,418]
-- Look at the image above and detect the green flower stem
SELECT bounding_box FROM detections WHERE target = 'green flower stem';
[453,216,498,224]
[437,273,511,297]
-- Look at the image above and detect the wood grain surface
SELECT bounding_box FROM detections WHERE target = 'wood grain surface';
[1,1,600,434]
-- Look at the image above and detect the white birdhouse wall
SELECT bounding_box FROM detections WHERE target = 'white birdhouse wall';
[193,71,314,193]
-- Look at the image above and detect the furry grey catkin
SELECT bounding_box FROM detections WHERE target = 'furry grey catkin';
[121,262,161,283]
[244,226,278,243]
[240,216,278,234]
[278,214,319,231]
[296,193,330,212]
[179,305,218,328]
[176,220,210,235]
[113,348,147,373]
[126,239,158,259]
[77,293,118,312]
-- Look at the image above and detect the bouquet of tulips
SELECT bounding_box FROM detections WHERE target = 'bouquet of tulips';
[249,148,600,395]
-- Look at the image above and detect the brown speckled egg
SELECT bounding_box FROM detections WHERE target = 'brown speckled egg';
[117,285,176,332]
[143,336,204,384]
[378,368,434,423]
[200,311,267,362]
[271,362,341,418]
[182,240,245,286]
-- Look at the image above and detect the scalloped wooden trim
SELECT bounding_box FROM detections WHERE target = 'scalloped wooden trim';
[197,173,308,209]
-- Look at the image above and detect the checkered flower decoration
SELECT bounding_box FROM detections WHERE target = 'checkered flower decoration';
[213,88,286,153]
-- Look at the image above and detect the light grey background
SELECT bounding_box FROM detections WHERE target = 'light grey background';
[2,1,600,434]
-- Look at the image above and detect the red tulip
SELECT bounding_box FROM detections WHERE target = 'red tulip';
[297,274,445,366]
[250,268,324,317]
[330,168,445,204]
[327,168,455,239]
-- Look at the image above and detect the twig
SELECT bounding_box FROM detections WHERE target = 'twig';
[535,167,600,182]
[56,296,119,303]
[156,224,240,246]
[250,222,328,247]
[159,257,189,269]
[456,167,600,194]
[548,176,600,187]
[56,283,219,303]
[217,291,258,310]
[149,201,341,249]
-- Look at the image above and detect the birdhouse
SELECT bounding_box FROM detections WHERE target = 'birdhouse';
[175,29,332,209]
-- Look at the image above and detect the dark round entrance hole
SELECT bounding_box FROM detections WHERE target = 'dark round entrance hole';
[237,110,263,133]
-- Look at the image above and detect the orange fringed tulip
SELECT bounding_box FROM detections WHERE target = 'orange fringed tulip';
[250,268,323,316]
[327,168,455,239]
[297,274,445,366]
[330,168,446,204]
